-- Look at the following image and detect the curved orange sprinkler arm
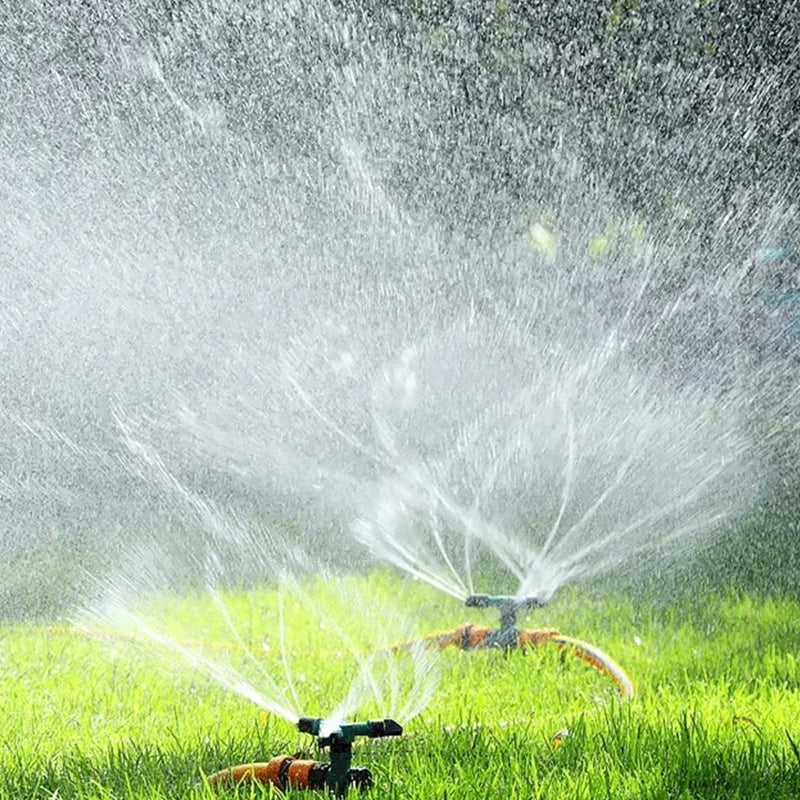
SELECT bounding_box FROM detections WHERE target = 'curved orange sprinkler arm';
[391,625,552,651]
[382,625,633,699]
[413,624,495,649]
[516,628,560,647]
[452,624,492,649]
[386,625,482,651]
[418,628,464,648]
[550,634,635,700]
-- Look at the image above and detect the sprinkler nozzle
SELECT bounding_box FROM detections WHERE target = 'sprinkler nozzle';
[297,717,403,743]
[465,594,545,610]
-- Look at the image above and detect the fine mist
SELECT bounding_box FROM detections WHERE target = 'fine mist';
[2,1,797,617]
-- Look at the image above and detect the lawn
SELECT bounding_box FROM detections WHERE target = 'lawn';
[2,571,799,799]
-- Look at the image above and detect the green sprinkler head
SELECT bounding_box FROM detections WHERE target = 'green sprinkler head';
[465,594,546,648]
[296,718,403,796]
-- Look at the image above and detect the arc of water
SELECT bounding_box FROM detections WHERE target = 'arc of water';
[395,641,441,723]
[538,403,577,557]
[381,432,529,580]
[231,398,370,504]
[554,456,732,573]
[324,653,379,736]
[280,356,391,471]
[440,381,540,505]
[140,47,212,132]
[472,389,549,479]
[78,599,301,724]
[145,620,301,722]
[410,469,474,597]
[366,461,529,598]
[324,642,440,729]
[425,477,528,581]
[463,534,474,596]
[112,411,310,719]
[552,452,636,554]
[529,422,640,574]
[287,577,387,711]
[385,651,401,720]
[278,589,304,716]
[207,588,303,719]
[370,410,471,598]
[352,515,468,600]
[426,510,470,599]
[115,410,237,540]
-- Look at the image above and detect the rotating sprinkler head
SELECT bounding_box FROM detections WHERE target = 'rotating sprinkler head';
[297,717,403,796]
[465,594,546,648]
[207,717,403,796]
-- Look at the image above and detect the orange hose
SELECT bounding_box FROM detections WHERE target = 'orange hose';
[285,759,319,788]
[206,756,323,789]
[207,758,285,787]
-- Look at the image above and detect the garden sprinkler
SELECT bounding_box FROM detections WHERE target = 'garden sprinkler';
[387,593,635,699]
[206,717,403,796]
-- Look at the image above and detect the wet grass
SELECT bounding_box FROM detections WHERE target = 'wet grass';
[2,573,800,799]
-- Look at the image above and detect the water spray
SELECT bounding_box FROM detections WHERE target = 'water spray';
[207,717,403,796]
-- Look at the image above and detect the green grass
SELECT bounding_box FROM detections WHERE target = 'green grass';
[2,572,800,799]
